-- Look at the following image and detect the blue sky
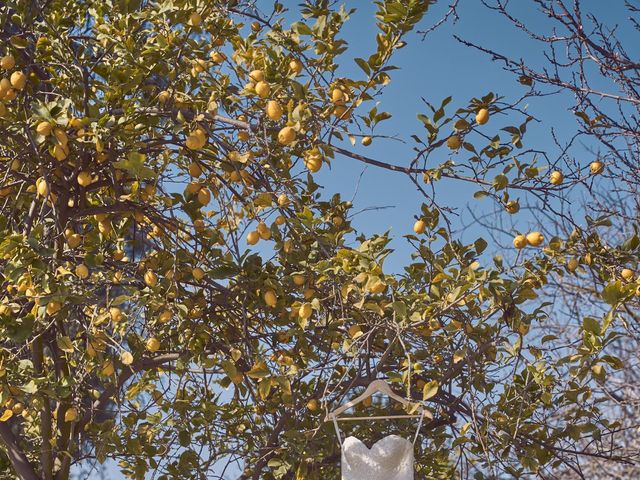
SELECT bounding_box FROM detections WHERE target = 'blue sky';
[95,1,632,478]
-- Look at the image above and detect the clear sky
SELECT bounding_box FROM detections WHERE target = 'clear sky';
[95,1,631,478]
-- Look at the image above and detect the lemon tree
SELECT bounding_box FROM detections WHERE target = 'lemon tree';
[0,1,638,480]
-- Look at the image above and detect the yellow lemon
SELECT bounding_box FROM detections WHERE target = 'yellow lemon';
[77,171,92,187]
[247,231,260,245]
[36,121,52,136]
[413,220,426,234]
[621,268,634,281]
[278,126,296,145]
[75,264,89,279]
[0,55,15,70]
[249,70,264,82]
[266,100,283,120]
[590,161,604,175]
[550,171,564,185]
[146,337,161,353]
[255,81,270,98]
[361,136,372,146]
[144,270,158,287]
[10,71,26,90]
[475,108,489,125]
[109,307,123,323]
[513,234,528,249]
[263,289,277,308]
[526,231,544,247]
[289,59,303,75]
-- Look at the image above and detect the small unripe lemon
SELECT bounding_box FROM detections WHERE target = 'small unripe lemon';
[361,136,372,146]
[590,161,604,175]
[0,55,15,70]
[550,170,564,185]
[77,171,92,187]
[289,59,303,75]
[36,121,52,136]
[413,219,426,234]
[146,337,161,353]
[254,81,270,98]
[247,231,260,245]
[10,71,26,90]
[475,108,489,125]
[263,289,277,308]
[447,135,461,150]
[144,270,158,287]
[278,126,296,145]
[526,231,544,247]
[192,267,205,281]
[266,100,283,120]
[505,201,520,214]
[513,234,528,249]
[75,264,89,279]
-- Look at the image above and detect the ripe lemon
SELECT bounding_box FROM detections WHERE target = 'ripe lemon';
[53,143,69,161]
[278,126,296,145]
[158,309,172,323]
[289,59,303,75]
[590,161,604,175]
[146,337,161,353]
[263,289,277,308]
[331,88,345,104]
[109,307,123,323]
[144,270,158,287]
[306,399,319,411]
[304,148,322,172]
[292,274,306,286]
[361,136,372,146]
[249,70,264,82]
[475,108,489,125]
[513,234,528,249]
[75,264,89,279]
[257,222,271,240]
[255,81,270,99]
[413,219,426,234]
[266,100,283,120]
[447,135,462,150]
[188,162,203,177]
[10,71,26,90]
[247,231,260,245]
[36,121,52,136]
[526,231,544,247]
[550,171,564,185]
[36,177,49,197]
[77,171,92,187]
[275,215,286,226]
[621,268,634,281]
[0,55,15,70]
[197,188,211,205]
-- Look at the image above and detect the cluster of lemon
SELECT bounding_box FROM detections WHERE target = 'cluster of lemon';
[0,54,26,116]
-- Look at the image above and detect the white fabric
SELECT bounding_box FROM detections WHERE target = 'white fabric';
[341,434,414,480]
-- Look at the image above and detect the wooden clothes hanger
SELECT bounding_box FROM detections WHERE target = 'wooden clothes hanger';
[325,379,430,422]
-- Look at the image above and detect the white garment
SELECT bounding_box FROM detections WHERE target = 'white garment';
[332,411,424,480]
[341,434,414,480]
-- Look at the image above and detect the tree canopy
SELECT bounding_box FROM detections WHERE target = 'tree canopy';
[0,1,638,479]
